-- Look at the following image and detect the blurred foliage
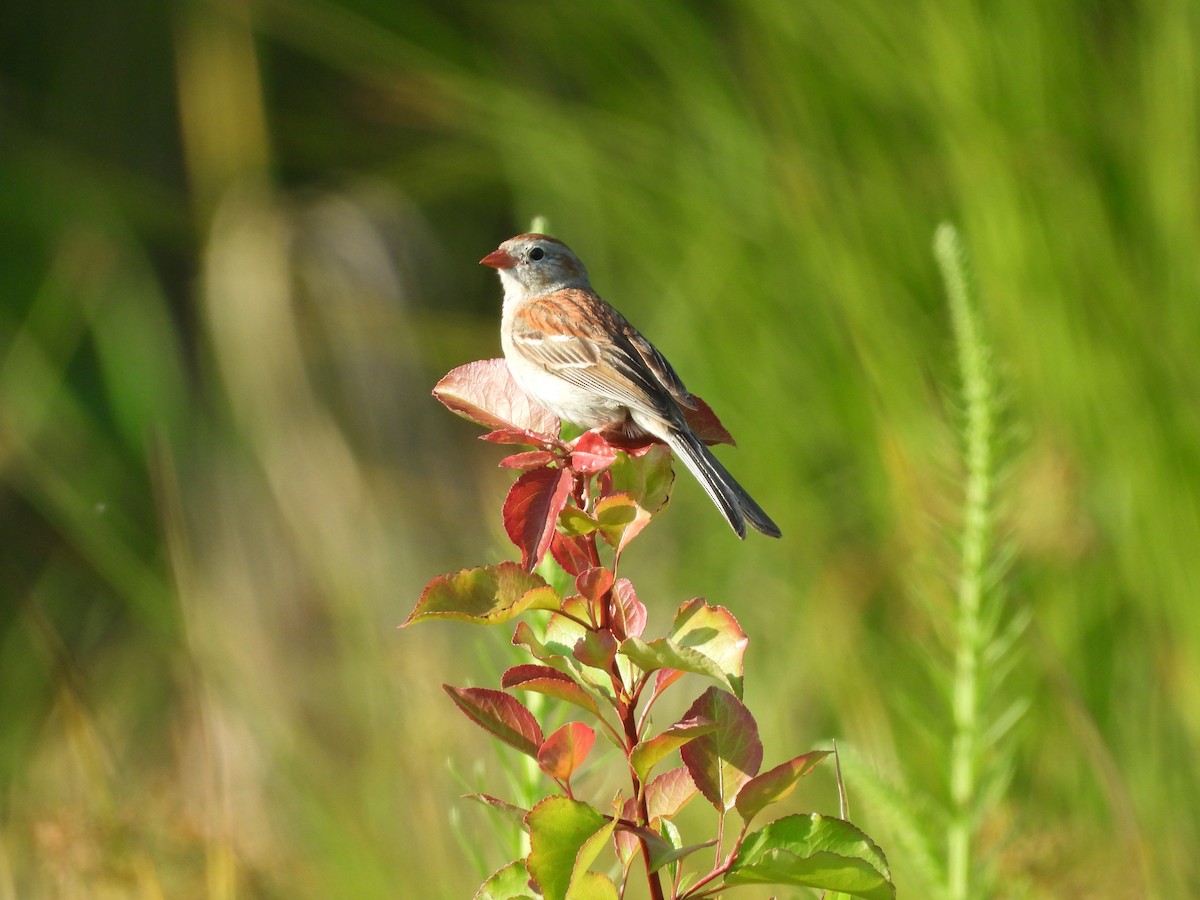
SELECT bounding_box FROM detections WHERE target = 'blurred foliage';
[1,0,1197,897]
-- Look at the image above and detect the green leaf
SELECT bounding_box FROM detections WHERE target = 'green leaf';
[565,871,617,900]
[526,797,609,900]
[568,813,619,898]
[558,505,598,536]
[678,688,762,812]
[735,751,831,823]
[726,814,894,900]
[404,563,559,626]
[608,445,674,515]
[473,859,536,900]
[630,716,716,782]
[512,622,567,666]
[443,685,544,759]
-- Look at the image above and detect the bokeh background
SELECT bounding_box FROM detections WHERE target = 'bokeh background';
[2,1,1198,897]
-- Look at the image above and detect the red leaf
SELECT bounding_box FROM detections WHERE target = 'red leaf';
[442,685,544,758]
[549,532,594,577]
[537,722,596,780]
[503,467,574,571]
[500,449,558,470]
[610,578,646,640]
[679,687,763,812]
[682,394,736,446]
[433,359,560,435]
[569,431,621,474]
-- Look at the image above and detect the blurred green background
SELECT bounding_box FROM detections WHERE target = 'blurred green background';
[2,0,1198,896]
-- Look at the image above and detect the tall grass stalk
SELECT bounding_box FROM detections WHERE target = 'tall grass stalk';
[936,223,1001,900]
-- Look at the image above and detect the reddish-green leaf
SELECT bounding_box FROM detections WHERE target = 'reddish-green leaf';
[500,664,599,717]
[618,636,738,694]
[536,616,615,700]
[443,685,544,759]
[652,667,685,697]
[526,797,609,900]
[538,722,596,780]
[512,621,568,665]
[610,578,646,640]
[678,687,763,811]
[463,794,530,831]
[434,358,559,435]
[630,716,716,782]
[404,564,559,627]
[594,493,640,550]
[543,613,588,658]
[500,449,558,470]
[670,598,748,697]
[613,819,711,876]
[504,467,574,571]
[646,765,701,820]
[613,797,643,869]
[549,531,594,576]
[735,751,831,823]
[575,567,613,606]
[480,427,557,447]
[726,813,894,899]
[573,629,618,671]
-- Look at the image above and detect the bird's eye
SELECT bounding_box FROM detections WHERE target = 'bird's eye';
[529,247,545,261]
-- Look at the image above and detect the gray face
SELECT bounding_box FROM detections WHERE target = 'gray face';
[503,236,590,292]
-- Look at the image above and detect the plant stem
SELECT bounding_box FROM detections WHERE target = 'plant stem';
[619,695,666,900]
[936,223,994,900]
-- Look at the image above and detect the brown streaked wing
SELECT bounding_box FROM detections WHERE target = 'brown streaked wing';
[512,290,678,423]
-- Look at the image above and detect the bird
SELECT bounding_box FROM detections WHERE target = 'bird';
[480,233,781,539]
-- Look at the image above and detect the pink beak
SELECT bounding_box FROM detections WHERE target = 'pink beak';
[480,248,517,269]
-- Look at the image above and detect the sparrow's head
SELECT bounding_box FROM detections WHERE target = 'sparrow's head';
[480,234,590,294]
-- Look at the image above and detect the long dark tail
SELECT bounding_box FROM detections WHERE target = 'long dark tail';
[664,430,781,539]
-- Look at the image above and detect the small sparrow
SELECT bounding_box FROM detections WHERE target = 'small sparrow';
[481,233,781,539]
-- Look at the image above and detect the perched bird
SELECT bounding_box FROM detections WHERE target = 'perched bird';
[480,233,780,539]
